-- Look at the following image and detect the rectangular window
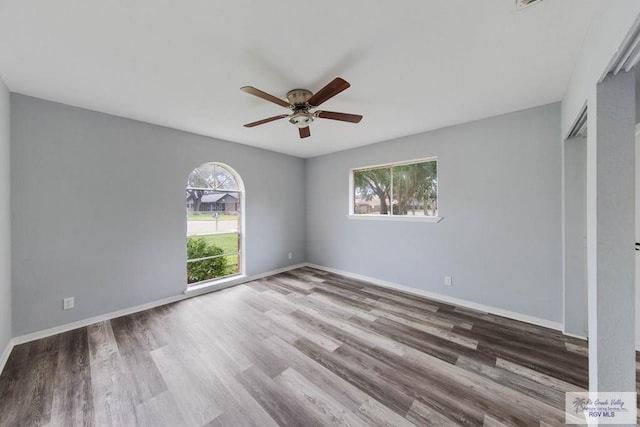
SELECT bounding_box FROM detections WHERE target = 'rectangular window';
[351,158,438,219]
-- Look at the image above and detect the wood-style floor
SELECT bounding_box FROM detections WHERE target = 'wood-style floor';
[0,267,637,426]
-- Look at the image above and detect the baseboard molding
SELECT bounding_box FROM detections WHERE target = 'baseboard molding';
[5,262,637,367]
[11,263,306,347]
[306,263,563,332]
[0,337,15,374]
[561,332,640,352]
[562,330,587,341]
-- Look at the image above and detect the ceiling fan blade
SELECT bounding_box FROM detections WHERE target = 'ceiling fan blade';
[243,114,288,128]
[299,126,311,138]
[307,77,350,107]
[316,111,363,123]
[240,86,291,108]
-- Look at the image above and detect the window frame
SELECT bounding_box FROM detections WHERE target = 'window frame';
[348,156,442,223]
[185,162,246,290]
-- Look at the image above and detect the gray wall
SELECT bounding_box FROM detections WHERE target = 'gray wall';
[0,76,11,352]
[306,103,563,322]
[11,94,306,336]
[563,136,587,337]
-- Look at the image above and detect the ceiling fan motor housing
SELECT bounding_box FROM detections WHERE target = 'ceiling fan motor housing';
[286,89,312,106]
[286,89,314,127]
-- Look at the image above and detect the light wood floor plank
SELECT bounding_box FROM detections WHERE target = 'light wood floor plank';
[87,321,139,426]
[275,367,366,426]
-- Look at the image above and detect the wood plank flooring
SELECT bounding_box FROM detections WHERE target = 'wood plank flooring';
[0,267,637,426]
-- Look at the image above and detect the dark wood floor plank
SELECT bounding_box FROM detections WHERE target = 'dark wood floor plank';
[356,397,418,427]
[1,266,638,426]
[335,341,489,425]
[306,291,379,322]
[261,335,370,412]
[49,328,95,427]
[110,315,168,404]
[265,308,342,352]
[405,399,462,427]
[293,338,416,416]
[0,348,58,427]
[290,308,406,357]
[361,315,486,366]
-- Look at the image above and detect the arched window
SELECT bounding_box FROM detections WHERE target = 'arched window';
[186,162,243,285]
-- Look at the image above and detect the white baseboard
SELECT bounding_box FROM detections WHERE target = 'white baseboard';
[0,337,15,374]
[562,330,587,341]
[6,262,636,375]
[11,263,307,347]
[306,263,563,332]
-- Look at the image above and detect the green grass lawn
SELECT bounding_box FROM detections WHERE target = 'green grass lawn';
[187,213,238,221]
[198,233,238,254]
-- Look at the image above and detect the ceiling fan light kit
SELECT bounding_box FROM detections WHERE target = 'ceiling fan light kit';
[289,112,314,128]
[241,77,363,139]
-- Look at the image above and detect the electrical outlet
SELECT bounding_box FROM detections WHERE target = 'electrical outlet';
[63,297,75,310]
[288,252,292,260]
[444,276,452,287]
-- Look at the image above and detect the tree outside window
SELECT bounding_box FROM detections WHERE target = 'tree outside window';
[353,159,437,216]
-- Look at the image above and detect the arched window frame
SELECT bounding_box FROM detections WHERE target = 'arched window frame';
[185,162,246,287]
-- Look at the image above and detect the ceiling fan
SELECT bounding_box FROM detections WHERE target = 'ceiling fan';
[241,77,363,139]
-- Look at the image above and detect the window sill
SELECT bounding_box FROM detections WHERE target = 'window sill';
[184,273,246,295]
[347,215,443,223]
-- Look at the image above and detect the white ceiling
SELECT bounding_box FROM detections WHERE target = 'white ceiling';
[0,0,598,158]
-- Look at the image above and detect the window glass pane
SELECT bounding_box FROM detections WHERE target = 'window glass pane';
[212,164,238,191]
[392,161,438,216]
[186,164,238,191]
[186,234,240,284]
[186,162,242,285]
[352,159,437,217]
[188,234,239,258]
[187,258,228,284]
[353,167,391,215]
[186,216,239,236]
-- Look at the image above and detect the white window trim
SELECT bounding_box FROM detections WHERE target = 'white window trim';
[184,272,248,294]
[346,214,442,223]
[185,162,246,287]
[348,156,441,222]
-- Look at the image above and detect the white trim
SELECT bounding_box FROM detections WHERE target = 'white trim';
[5,261,584,371]
[352,156,438,172]
[603,13,640,77]
[567,105,587,139]
[562,331,587,341]
[306,263,563,331]
[184,263,306,296]
[347,215,442,223]
[348,157,439,218]
[10,263,306,347]
[186,162,247,278]
[0,338,15,374]
[184,273,248,294]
